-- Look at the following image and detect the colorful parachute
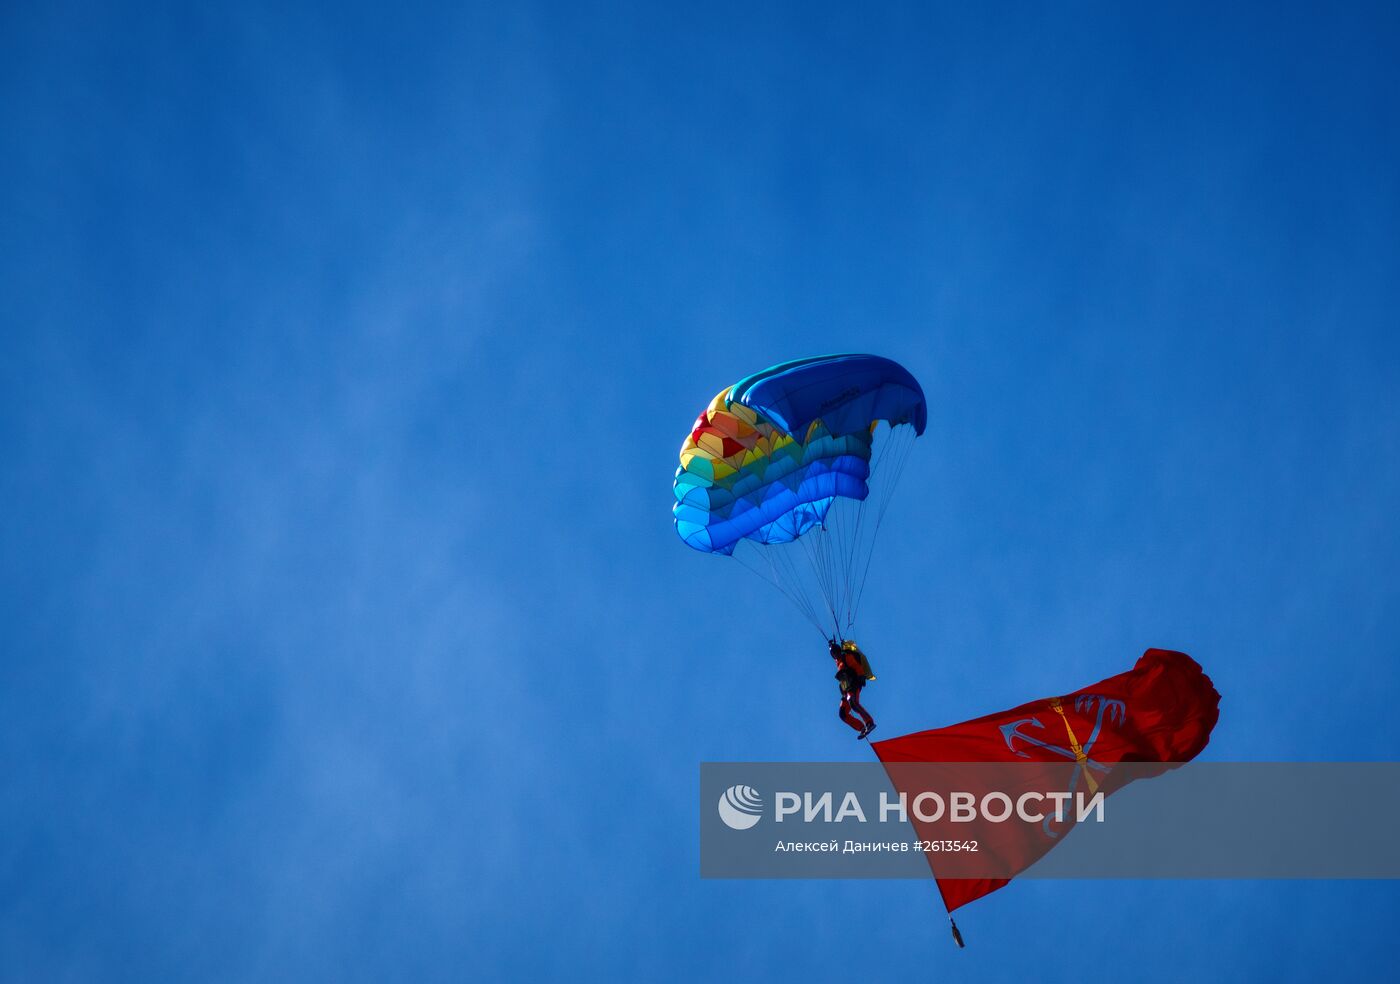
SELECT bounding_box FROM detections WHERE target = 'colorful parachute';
[673,354,926,635]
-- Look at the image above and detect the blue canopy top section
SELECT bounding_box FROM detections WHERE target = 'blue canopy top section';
[729,353,927,439]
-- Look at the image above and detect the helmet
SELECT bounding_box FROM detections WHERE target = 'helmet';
[842,640,859,652]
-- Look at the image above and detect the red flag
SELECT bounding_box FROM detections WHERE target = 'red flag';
[872,648,1220,914]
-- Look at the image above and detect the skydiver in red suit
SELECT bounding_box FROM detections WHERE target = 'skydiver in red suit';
[831,638,876,739]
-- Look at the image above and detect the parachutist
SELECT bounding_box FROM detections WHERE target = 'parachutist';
[831,638,876,737]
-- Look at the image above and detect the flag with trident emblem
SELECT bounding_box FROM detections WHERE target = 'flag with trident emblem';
[873,649,1220,920]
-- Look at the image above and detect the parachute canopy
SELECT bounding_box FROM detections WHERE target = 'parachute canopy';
[673,354,925,556]
[672,354,925,635]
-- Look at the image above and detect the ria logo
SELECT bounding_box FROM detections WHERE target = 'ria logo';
[717,785,764,830]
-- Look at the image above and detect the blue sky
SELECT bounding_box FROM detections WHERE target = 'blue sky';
[3,1,1399,980]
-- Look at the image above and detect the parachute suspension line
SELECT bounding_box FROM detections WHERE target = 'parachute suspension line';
[696,421,920,643]
[733,543,826,636]
[850,423,917,627]
[808,508,840,632]
[781,510,838,639]
[744,421,920,639]
[824,496,851,629]
[828,520,846,632]
[839,477,873,632]
[851,425,918,613]
[781,545,828,636]
[862,431,918,599]
[803,423,890,634]
[850,424,903,627]
[769,518,828,637]
[824,502,853,633]
[799,525,841,638]
[728,512,817,636]
[822,517,845,629]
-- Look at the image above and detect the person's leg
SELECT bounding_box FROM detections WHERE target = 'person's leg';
[839,696,865,734]
[848,688,875,730]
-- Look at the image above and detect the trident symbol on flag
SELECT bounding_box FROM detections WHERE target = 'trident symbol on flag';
[998,694,1126,837]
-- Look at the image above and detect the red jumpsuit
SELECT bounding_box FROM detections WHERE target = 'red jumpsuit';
[835,650,876,735]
